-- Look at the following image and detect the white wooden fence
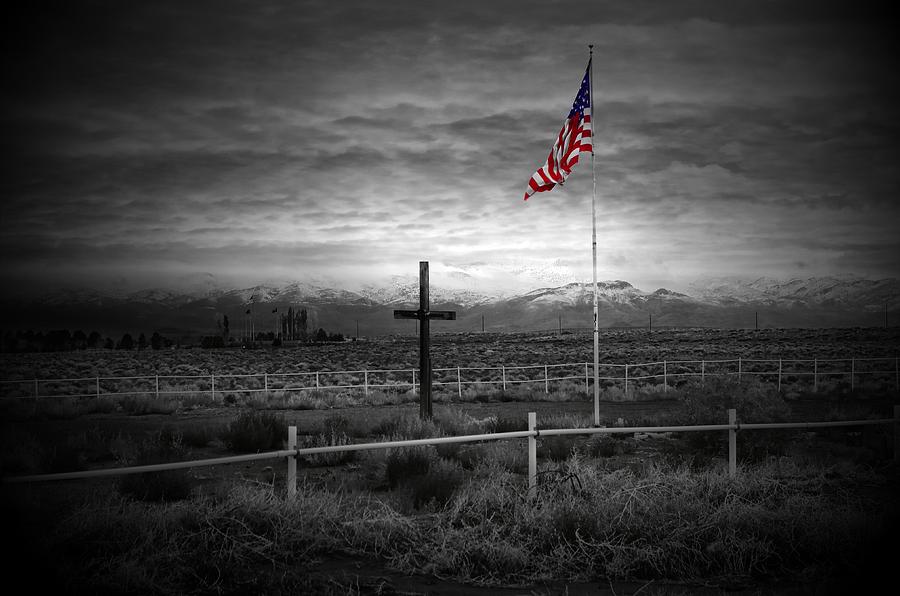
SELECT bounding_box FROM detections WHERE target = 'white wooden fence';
[2,356,898,401]
[5,408,900,498]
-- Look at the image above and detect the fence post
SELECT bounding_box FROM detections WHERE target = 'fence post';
[544,365,549,394]
[457,367,462,399]
[584,363,589,395]
[287,425,297,499]
[155,375,159,399]
[412,369,416,394]
[211,374,215,400]
[701,360,705,384]
[663,360,667,393]
[364,370,369,397]
[894,405,899,463]
[315,372,320,394]
[502,365,507,393]
[778,359,782,392]
[738,358,742,383]
[813,359,818,393]
[728,409,737,477]
[624,364,629,397]
[528,412,537,496]
[265,373,269,396]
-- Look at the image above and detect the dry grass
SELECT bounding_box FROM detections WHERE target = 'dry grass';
[5,430,897,594]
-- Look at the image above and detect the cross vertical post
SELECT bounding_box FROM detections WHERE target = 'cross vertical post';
[419,261,432,419]
[393,261,457,419]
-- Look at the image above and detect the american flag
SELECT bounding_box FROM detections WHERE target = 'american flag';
[523,60,592,200]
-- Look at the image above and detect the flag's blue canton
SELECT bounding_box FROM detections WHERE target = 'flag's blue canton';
[568,71,591,119]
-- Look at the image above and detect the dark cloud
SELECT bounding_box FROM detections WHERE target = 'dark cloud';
[1,0,898,294]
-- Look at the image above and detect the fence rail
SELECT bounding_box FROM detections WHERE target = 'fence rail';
[5,407,899,499]
[2,356,898,401]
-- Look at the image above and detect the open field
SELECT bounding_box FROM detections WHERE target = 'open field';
[3,328,900,379]
[1,328,899,594]
[2,328,899,405]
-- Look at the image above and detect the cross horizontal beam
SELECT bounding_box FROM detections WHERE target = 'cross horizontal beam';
[393,309,456,321]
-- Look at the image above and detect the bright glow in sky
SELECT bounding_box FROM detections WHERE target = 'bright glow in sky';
[2,0,898,296]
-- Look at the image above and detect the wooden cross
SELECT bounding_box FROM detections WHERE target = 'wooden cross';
[393,261,456,419]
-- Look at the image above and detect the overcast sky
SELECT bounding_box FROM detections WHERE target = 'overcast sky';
[2,0,898,297]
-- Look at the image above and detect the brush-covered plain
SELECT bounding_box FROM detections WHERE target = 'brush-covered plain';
[1,328,898,595]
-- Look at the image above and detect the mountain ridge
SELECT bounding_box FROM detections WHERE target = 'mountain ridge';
[2,275,897,340]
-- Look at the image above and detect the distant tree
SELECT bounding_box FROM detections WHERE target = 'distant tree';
[151,331,163,350]
[223,315,230,341]
[73,329,87,350]
[118,333,134,350]
[44,329,72,352]
[138,333,148,350]
[201,336,225,349]
[88,331,102,349]
[314,328,328,343]
[299,308,308,341]
[104,337,115,350]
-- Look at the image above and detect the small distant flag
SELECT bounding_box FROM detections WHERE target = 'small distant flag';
[523,59,592,200]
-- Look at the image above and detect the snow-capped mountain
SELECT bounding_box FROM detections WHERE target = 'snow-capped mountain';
[689,276,896,311]
[357,275,495,308]
[4,276,898,340]
[516,281,653,307]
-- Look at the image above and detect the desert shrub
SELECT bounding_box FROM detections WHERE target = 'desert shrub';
[78,396,119,415]
[578,433,634,458]
[385,446,432,488]
[670,377,793,462]
[320,413,352,436]
[436,443,487,469]
[538,436,576,462]
[180,393,215,409]
[301,430,357,467]
[489,416,528,434]
[37,397,80,420]
[221,410,288,453]
[0,427,48,474]
[373,413,441,440]
[407,459,464,510]
[119,395,179,416]
[180,424,222,448]
[539,413,591,430]
[478,440,528,473]
[117,428,193,502]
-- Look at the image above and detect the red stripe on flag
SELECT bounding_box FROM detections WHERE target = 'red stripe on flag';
[523,62,592,201]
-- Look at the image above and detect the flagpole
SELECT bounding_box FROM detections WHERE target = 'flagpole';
[589,44,600,426]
